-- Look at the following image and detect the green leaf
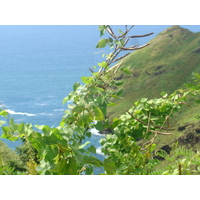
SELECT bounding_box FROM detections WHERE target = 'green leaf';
[0,120,6,126]
[103,158,116,175]
[93,106,105,121]
[95,121,104,131]
[87,145,96,154]
[123,68,132,76]
[0,110,9,117]
[98,61,108,68]
[73,82,81,92]
[79,141,90,149]
[119,163,128,171]
[118,29,124,34]
[51,159,67,174]
[35,125,52,136]
[116,88,123,96]
[18,122,25,132]
[108,37,113,43]
[83,155,103,167]
[108,102,116,106]
[85,165,93,175]
[35,124,45,130]
[81,76,93,84]
[66,157,78,175]
[115,81,124,86]
[81,76,89,84]
[98,25,108,37]
[96,39,108,48]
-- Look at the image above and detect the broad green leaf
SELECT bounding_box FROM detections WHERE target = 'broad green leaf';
[85,165,93,175]
[73,82,81,92]
[98,25,108,37]
[116,88,123,96]
[10,118,18,130]
[72,105,85,113]
[108,37,113,43]
[115,81,124,86]
[18,122,25,132]
[62,96,69,104]
[108,102,116,106]
[93,106,105,120]
[103,158,116,175]
[0,110,9,117]
[43,125,52,137]
[94,121,104,131]
[66,157,78,175]
[35,124,45,130]
[87,145,96,154]
[96,39,108,49]
[119,163,128,171]
[51,159,67,174]
[123,68,132,76]
[81,76,93,84]
[81,76,90,84]
[45,146,58,164]
[0,120,6,126]
[83,155,103,167]
[98,61,108,68]
[160,91,168,98]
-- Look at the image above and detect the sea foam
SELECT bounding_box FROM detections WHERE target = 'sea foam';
[6,109,37,116]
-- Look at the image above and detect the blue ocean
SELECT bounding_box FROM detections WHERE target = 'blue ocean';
[0,25,200,158]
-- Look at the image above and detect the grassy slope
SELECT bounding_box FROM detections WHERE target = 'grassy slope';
[107,25,200,150]
[108,25,200,119]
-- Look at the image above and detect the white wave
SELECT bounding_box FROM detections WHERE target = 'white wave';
[53,109,65,112]
[39,113,53,116]
[6,109,37,116]
[96,146,105,156]
[89,128,105,137]
[35,102,49,106]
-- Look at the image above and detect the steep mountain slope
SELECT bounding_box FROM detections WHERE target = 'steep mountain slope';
[108,25,200,120]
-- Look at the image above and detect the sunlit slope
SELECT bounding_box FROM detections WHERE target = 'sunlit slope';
[108,25,200,119]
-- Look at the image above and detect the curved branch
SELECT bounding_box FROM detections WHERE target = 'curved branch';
[106,26,117,39]
[112,52,131,63]
[120,43,150,51]
[128,32,154,38]
[127,111,175,131]
[149,130,174,135]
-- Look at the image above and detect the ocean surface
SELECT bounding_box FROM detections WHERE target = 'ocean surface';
[0,25,200,159]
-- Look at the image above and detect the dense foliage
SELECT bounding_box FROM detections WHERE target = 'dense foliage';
[0,25,200,175]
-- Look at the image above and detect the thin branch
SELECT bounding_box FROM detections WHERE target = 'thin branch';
[118,30,128,38]
[128,25,135,32]
[128,32,154,38]
[127,111,175,130]
[106,26,117,39]
[146,112,151,134]
[141,132,157,151]
[179,102,192,108]
[149,130,174,135]
[120,43,150,51]
[112,52,131,63]
[89,68,94,73]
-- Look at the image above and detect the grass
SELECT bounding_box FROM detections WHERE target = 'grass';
[107,25,200,123]
[106,25,200,161]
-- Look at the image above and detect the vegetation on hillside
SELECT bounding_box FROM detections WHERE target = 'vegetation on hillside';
[0,25,199,175]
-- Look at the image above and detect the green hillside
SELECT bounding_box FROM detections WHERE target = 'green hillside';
[108,25,200,122]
